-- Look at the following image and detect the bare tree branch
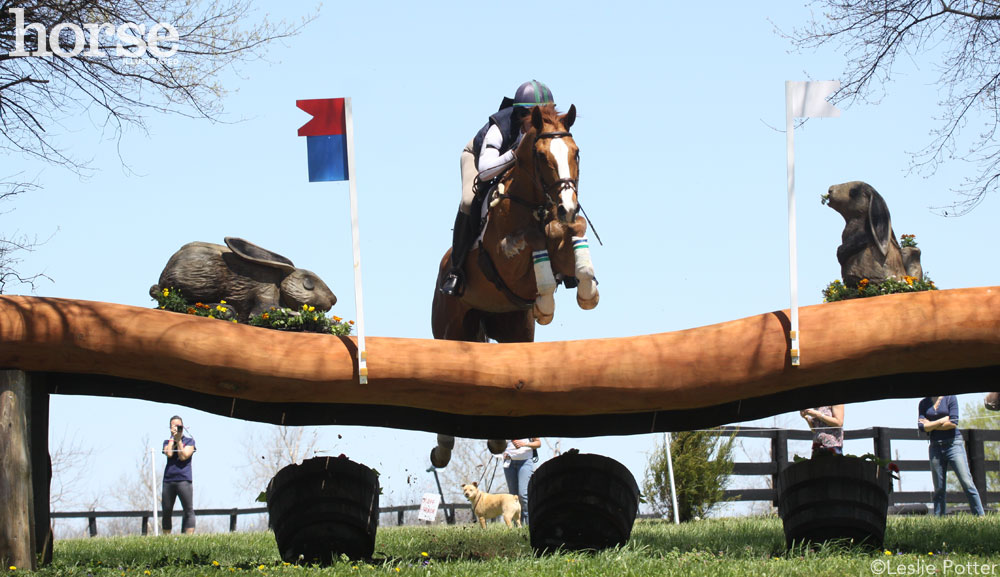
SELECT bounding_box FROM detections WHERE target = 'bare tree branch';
[782,0,1000,215]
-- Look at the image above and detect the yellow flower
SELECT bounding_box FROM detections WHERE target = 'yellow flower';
[9,566,17,571]
[162,288,169,297]
[220,300,227,304]
[394,569,400,573]
[885,550,892,555]
[282,563,289,567]
[421,552,428,557]
[212,561,220,567]
[308,305,315,312]
[144,571,151,575]
[302,304,309,311]
[312,315,318,321]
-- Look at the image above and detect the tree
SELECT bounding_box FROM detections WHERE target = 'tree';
[0,0,313,290]
[237,425,326,498]
[787,1,1000,215]
[643,429,736,522]
[0,179,48,293]
[948,398,1000,494]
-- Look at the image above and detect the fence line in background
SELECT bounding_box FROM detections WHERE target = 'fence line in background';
[711,426,1000,509]
[55,426,1000,535]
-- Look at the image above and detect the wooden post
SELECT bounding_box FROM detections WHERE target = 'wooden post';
[397,510,404,526]
[88,515,97,538]
[0,370,35,571]
[873,427,891,462]
[29,374,52,564]
[965,428,987,506]
[771,429,789,506]
[229,510,238,532]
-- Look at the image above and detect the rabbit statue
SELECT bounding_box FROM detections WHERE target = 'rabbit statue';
[150,237,336,322]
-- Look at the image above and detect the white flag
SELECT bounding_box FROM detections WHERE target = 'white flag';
[786,81,841,118]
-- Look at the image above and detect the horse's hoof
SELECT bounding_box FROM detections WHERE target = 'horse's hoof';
[533,303,554,325]
[436,434,455,450]
[577,292,599,310]
[487,439,507,454]
[430,446,452,468]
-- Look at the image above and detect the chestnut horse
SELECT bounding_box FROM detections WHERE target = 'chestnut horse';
[428,104,599,467]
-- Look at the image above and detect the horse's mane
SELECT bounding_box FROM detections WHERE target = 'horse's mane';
[518,104,562,133]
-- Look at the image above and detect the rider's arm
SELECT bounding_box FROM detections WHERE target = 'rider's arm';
[477,124,517,180]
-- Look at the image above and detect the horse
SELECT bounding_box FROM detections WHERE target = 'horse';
[428,104,599,467]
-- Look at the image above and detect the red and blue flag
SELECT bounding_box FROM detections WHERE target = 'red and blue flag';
[297,98,349,182]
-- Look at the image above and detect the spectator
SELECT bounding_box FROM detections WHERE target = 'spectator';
[162,415,197,533]
[918,396,984,516]
[503,438,541,524]
[801,405,844,455]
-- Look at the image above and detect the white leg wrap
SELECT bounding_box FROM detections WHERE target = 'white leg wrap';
[533,250,557,323]
[573,237,598,305]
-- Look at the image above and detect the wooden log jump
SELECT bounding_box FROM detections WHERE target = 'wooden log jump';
[0,287,999,437]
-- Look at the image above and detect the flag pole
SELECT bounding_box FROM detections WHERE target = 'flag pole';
[785,82,800,367]
[344,97,368,384]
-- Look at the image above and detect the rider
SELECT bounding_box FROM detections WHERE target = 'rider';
[439,80,556,297]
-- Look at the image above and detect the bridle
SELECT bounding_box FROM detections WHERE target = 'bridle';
[534,131,578,217]
[488,130,578,224]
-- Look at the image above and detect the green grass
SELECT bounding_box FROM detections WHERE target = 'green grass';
[14,515,1000,576]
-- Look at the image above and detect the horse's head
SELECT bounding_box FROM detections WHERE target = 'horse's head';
[519,104,579,224]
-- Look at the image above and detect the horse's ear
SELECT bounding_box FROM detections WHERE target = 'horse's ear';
[561,104,576,130]
[531,106,544,132]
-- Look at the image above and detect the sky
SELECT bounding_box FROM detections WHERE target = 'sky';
[6,1,1000,530]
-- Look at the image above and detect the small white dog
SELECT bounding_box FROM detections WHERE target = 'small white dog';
[461,482,522,528]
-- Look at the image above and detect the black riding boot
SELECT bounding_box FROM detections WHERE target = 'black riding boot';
[440,211,475,297]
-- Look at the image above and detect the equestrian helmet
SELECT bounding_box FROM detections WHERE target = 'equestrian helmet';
[513,80,554,108]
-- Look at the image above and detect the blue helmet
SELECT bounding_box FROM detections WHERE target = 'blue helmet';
[513,80,554,108]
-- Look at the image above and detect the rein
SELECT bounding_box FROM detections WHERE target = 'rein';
[477,129,581,310]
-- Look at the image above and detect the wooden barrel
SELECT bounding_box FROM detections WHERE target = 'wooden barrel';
[266,456,379,563]
[777,456,892,549]
[528,452,640,553]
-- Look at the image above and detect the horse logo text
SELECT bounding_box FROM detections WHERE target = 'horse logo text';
[7,8,178,59]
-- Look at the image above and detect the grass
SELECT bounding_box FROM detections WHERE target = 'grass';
[14,515,1000,576]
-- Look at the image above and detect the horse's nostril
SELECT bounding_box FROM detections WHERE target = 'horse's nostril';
[557,206,567,219]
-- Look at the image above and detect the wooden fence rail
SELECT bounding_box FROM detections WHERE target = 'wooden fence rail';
[54,425,1000,536]
[51,503,478,537]
[713,426,1000,509]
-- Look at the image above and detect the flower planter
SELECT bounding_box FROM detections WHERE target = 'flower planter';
[266,456,379,563]
[777,456,892,549]
[528,452,640,554]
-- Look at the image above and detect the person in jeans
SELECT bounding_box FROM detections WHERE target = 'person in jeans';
[162,415,197,533]
[503,438,541,524]
[918,396,984,516]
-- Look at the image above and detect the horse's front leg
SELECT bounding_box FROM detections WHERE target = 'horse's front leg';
[572,236,599,309]
[568,218,599,310]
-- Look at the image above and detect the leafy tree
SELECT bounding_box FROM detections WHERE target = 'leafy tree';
[786,1,1000,215]
[0,0,313,291]
[643,429,736,522]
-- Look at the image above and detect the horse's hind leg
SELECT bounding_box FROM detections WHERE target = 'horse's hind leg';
[483,310,535,344]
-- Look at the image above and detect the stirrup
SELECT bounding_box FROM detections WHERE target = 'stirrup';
[440,271,464,297]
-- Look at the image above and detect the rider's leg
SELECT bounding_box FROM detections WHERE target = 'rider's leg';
[441,211,475,296]
[441,142,479,296]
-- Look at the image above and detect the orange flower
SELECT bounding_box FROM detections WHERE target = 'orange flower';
[262,313,269,320]
[858,278,869,288]
[903,276,915,286]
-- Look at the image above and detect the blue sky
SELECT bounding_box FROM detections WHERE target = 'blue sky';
[7,1,1000,522]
